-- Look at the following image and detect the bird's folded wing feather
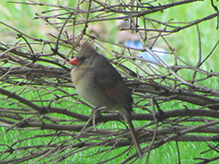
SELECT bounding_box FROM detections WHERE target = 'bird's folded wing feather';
[90,62,133,110]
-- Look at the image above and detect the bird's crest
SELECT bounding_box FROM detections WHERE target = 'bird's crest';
[81,41,94,51]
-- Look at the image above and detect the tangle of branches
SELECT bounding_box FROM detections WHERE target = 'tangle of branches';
[0,0,219,163]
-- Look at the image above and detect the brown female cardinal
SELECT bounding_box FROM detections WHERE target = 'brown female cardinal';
[70,42,141,157]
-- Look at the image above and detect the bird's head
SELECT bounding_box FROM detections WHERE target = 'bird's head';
[70,42,99,67]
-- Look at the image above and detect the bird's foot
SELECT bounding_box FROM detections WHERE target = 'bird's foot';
[91,106,105,131]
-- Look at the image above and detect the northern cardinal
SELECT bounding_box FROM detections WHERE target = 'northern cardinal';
[70,42,141,157]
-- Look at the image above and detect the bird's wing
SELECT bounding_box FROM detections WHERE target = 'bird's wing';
[91,60,133,111]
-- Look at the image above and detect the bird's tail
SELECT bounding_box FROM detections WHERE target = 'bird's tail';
[126,117,142,157]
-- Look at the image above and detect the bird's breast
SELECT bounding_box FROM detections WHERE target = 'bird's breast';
[71,68,117,109]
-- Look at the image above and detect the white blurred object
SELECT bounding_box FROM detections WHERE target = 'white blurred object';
[125,40,168,63]
[116,20,169,63]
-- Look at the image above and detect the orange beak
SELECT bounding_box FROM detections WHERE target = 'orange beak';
[70,57,80,65]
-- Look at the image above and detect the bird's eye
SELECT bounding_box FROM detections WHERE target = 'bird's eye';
[79,56,86,61]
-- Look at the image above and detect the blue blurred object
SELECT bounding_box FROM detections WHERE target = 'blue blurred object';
[125,40,168,63]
